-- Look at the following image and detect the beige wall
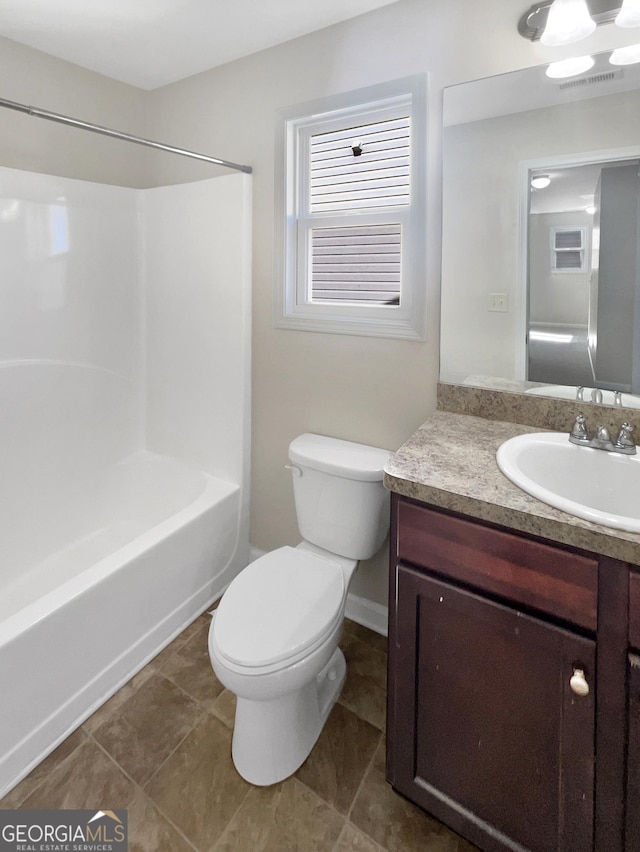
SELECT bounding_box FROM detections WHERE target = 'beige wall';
[529,211,591,326]
[0,36,148,187]
[0,0,631,606]
[144,0,548,604]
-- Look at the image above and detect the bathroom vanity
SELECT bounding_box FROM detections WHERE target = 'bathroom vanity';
[384,406,640,852]
[427,42,640,851]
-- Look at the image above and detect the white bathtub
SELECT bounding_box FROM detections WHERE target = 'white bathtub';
[0,451,242,798]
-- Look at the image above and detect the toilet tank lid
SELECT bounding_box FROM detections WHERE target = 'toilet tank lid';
[288,434,391,482]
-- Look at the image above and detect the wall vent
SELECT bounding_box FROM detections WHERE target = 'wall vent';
[557,69,622,90]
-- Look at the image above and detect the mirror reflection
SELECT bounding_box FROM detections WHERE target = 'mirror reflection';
[440,51,640,403]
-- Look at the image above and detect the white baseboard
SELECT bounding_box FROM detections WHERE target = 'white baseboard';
[344,593,388,637]
[248,545,388,637]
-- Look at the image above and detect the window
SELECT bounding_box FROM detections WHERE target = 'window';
[274,76,427,339]
[551,227,588,272]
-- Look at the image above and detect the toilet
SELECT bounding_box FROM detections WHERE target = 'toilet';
[208,433,390,786]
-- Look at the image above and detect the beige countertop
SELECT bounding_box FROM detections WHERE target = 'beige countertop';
[383,410,640,566]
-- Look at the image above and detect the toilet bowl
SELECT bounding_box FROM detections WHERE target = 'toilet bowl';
[208,434,390,786]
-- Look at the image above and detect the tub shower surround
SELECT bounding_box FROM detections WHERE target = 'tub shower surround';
[0,167,251,797]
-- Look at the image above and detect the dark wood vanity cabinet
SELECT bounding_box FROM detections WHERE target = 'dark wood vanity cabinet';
[387,494,633,852]
[626,575,640,851]
[627,655,640,851]
[393,564,595,852]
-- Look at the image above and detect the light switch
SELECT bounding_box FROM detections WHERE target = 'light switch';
[488,293,509,312]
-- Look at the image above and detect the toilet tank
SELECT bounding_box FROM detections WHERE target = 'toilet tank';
[288,434,391,561]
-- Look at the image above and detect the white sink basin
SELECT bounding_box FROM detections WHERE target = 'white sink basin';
[497,432,640,533]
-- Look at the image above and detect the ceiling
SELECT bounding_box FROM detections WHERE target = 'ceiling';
[0,0,400,90]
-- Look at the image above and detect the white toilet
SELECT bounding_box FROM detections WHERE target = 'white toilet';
[208,433,390,786]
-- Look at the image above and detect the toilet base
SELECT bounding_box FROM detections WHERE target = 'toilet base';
[231,646,347,786]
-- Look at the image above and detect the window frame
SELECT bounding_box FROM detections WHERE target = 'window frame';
[274,76,427,340]
[550,226,589,273]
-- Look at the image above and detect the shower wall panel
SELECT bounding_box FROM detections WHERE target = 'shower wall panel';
[142,173,252,485]
[0,168,140,574]
[0,167,252,585]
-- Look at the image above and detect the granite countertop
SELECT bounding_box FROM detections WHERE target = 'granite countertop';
[383,410,640,566]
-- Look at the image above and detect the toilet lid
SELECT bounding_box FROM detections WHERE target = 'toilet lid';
[214,546,345,668]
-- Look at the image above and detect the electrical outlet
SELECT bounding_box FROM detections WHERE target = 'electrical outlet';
[488,293,509,312]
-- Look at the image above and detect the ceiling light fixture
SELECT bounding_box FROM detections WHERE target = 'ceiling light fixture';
[609,42,640,62]
[519,1,639,41]
[531,174,552,189]
[545,54,596,77]
[541,0,596,45]
[616,0,640,27]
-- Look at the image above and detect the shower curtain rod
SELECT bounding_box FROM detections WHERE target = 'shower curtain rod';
[0,96,252,174]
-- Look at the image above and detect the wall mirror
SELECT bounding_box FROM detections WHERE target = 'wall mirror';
[440,51,640,406]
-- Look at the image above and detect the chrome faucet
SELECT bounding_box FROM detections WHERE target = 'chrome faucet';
[569,414,636,454]
[615,422,636,453]
[575,386,610,405]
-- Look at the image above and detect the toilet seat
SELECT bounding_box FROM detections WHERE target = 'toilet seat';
[213,546,345,672]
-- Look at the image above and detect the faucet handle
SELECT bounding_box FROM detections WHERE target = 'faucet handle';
[569,414,590,444]
[614,422,636,453]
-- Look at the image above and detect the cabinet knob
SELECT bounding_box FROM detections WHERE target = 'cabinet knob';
[570,668,589,697]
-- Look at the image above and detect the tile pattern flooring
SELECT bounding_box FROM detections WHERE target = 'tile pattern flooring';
[2,611,478,851]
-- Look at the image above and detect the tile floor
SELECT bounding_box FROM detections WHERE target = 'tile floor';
[1,611,478,852]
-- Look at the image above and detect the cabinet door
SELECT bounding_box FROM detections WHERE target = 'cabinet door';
[626,655,640,852]
[390,564,596,852]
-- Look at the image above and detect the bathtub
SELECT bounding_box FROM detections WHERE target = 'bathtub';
[0,450,242,798]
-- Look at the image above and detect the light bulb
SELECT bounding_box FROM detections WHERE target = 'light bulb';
[610,43,640,64]
[616,0,640,28]
[546,55,595,78]
[541,0,596,46]
[531,175,551,189]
